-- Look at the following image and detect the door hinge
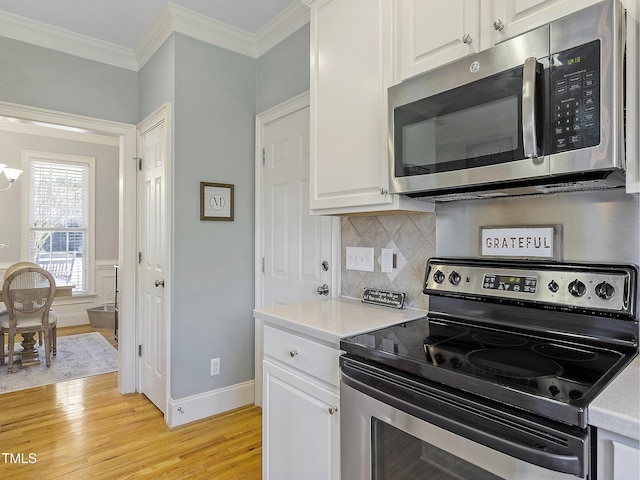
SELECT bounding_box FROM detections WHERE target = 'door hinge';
[133,157,142,171]
[138,252,143,264]
[262,148,266,165]
[138,345,142,357]
[261,257,265,273]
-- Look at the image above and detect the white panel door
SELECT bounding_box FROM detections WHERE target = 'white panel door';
[138,118,167,413]
[262,106,332,307]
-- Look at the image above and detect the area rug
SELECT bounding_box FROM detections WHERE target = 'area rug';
[0,332,118,394]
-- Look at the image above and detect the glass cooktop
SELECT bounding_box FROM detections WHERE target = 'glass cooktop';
[341,317,631,408]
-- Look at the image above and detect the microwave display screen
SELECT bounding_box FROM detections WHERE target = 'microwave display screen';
[394,65,528,178]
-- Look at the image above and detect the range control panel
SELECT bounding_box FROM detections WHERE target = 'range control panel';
[424,258,635,316]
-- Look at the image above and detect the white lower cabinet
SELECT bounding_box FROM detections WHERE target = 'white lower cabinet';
[597,428,640,480]
[262,324,341,479]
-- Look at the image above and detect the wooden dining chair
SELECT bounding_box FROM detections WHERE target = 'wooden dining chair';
[0,266,58,373]
[3,262,55,350]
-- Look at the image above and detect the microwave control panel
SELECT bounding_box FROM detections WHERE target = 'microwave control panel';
[550,40,600,153]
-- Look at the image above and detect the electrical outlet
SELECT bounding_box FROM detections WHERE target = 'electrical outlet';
[346,246,375,272]
[211,358,220,376]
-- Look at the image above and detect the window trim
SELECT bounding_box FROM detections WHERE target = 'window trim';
[21,150,96,295]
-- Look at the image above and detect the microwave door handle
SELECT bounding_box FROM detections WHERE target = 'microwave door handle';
[522,57,539,158]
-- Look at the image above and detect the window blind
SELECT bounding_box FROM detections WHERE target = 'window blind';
[29,160,89,293]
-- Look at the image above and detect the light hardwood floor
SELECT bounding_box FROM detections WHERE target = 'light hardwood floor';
[0,325,262,479]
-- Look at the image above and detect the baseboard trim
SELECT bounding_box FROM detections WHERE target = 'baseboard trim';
[167,380,255,428]
[56,312,90,328]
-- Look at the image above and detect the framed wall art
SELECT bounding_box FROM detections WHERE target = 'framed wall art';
[200,182,234,221]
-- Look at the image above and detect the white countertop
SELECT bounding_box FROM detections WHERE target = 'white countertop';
[589,355,640,441]
[254,297,426,348]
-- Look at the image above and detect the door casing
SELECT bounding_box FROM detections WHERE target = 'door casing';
[0,100,138,394]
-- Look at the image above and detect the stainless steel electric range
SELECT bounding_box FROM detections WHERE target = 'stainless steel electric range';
[340,258,638,479]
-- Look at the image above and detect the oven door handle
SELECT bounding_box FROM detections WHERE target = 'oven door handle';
[341,363,586,477]
[522,56,540,159]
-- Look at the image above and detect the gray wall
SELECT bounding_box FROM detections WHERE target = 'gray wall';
[256,23,310,113]
[139,36,176,122]
[0,131,119,264]
[170,33,257,399]
[0,37,138,124]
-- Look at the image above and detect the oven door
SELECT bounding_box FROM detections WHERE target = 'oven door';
[341,357,590,480]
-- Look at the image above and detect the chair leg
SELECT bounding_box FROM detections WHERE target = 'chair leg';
[7,335,15,373]
[43,329,51,368]
[52,326,57,356]
[38,330,43,346]
[0,331,4,365]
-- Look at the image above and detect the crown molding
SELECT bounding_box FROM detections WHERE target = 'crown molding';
[0,9,139,71]
[0,2,310,72]
[255,2,310,57]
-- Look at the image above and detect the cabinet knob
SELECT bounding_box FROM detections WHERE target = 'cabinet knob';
[462,34,473,45]
[380,187,389,195]
[289,349,298,358]
[493,19,505,32]
[328,406,338,415]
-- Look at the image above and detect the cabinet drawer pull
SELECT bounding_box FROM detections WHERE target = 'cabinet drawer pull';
[289,349,298,358]
[328,406,338,415]
[462,34,473,45]
[493,19,505,32]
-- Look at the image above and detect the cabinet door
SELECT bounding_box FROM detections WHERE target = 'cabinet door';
[263,360,340,480]
[487,0,602,46]
[597,429,640,480]
[399,0,480,80]
[309,0,392,211]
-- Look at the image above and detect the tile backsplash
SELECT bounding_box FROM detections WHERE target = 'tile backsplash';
[341,213,436,311]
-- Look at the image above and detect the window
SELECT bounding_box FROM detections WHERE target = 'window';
[24,152,95,294]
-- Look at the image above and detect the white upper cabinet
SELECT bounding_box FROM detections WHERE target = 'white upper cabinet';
[398,0,604,81]
[487,0,603,45]
[307,0,434,215]
[398,0,481,79]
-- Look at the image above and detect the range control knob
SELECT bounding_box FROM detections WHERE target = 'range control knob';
[595,281,615,300]
[549,385,560,397]
[449,271,462,285]
[548,280,559,293]
[433,353,446,365]
[568,279,587,298]
[433,270,445,284]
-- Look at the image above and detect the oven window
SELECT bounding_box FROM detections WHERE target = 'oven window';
[371,418,502,480]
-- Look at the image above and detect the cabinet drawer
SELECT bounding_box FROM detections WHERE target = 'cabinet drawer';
[263,325,340,387]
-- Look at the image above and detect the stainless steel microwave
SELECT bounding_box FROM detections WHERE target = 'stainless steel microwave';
[388,0,626,201]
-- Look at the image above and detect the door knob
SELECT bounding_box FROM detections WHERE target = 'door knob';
[155,279,165,288]
[316,284,329,296]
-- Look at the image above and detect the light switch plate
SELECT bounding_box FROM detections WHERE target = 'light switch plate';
[380,248,394,273]
[346,246,375,272]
